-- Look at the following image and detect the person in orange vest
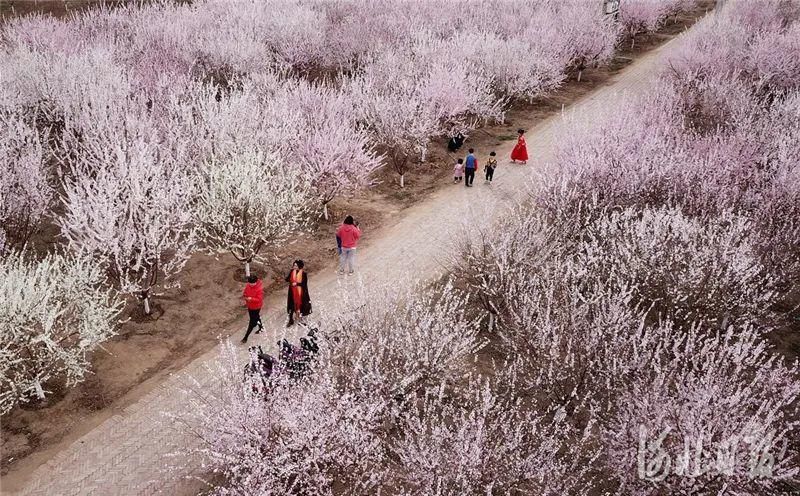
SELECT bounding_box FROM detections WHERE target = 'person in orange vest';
[286,260,312,327]
[241,275,264,343]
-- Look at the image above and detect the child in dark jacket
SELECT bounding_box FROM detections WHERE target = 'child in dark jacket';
[485,151,497,184]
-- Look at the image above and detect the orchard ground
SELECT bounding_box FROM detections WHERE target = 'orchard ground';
[6,0,779,491]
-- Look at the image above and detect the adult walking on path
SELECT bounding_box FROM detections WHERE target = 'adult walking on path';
[286,260,312,326]
[240,275,264,343]
[511,129,528,164]
[464,148,479,187]
[336,215,362,274]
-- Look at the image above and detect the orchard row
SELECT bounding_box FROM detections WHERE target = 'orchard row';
[180,2,800,494]
[1,2,694,414]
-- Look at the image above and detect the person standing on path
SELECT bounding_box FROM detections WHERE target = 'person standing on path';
[286,260,312,327]
[484,151,497,184]
[241,275,264,343]
[511,129,528,164]
[464,148,478,187]
[336,215,362,274]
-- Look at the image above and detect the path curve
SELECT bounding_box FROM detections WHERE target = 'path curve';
[6,32,687,496]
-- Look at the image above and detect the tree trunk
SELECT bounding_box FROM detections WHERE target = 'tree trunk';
[34,379,45,400]
[400,173,405,189]
[244,261,251,278]
[323,203,329,221]
[143,296,151,315]
[488,313,495,332]
[421,148,427,163]
[577,70,583,82]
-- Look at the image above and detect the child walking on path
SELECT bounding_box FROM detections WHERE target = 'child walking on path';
[453,158,464,183]
[485,151,497,184]
[241,275,264,343]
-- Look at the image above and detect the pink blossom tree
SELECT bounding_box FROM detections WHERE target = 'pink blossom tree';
[326,282,483,400]
[605,322,800,494]
[173,282,484,493]
[272,81,382,220]
[559,2,620,81]
[449,202,800,494]
[173,343,388,495]
[619,0,680,48]
[350,74,440,188]
[392,380,598,495]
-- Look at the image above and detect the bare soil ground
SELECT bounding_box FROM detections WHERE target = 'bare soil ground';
[0,0,163,20]
[1,1,717,488]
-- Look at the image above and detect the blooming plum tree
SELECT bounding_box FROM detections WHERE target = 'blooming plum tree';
[0,110,52,254]
[619,0,679,48]
[392,380,598,495]
[273,81,381,219]
[194,150,311,277]
[350,74,440,188]
[0,250,122,414]
[326,282,483,400]
[174,282,485,494]
[174,343,387,495]
[605,323,800,495]
[58,110,196,314]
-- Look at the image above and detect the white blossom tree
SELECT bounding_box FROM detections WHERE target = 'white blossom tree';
[0,110,52,254]
[0,250,122,414]
[59,112,196,315]
[194,150,311,277]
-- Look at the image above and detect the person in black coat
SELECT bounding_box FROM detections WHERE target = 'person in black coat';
[447,132,465,152]
[286,259,312,326]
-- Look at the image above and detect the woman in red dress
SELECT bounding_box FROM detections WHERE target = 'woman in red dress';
[511,128,528,164]
[286,260,312,326]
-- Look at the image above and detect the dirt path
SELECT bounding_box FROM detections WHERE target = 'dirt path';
[1,24,696,496]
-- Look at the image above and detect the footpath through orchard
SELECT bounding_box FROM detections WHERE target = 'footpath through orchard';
[7,31,686,496]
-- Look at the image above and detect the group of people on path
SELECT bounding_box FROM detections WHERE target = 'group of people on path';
[239,129,530,343]
[240,215,362,344]
[451,129,528,186]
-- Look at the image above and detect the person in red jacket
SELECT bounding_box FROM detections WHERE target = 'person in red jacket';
[336,215,362,274]
[241,275,264,343]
